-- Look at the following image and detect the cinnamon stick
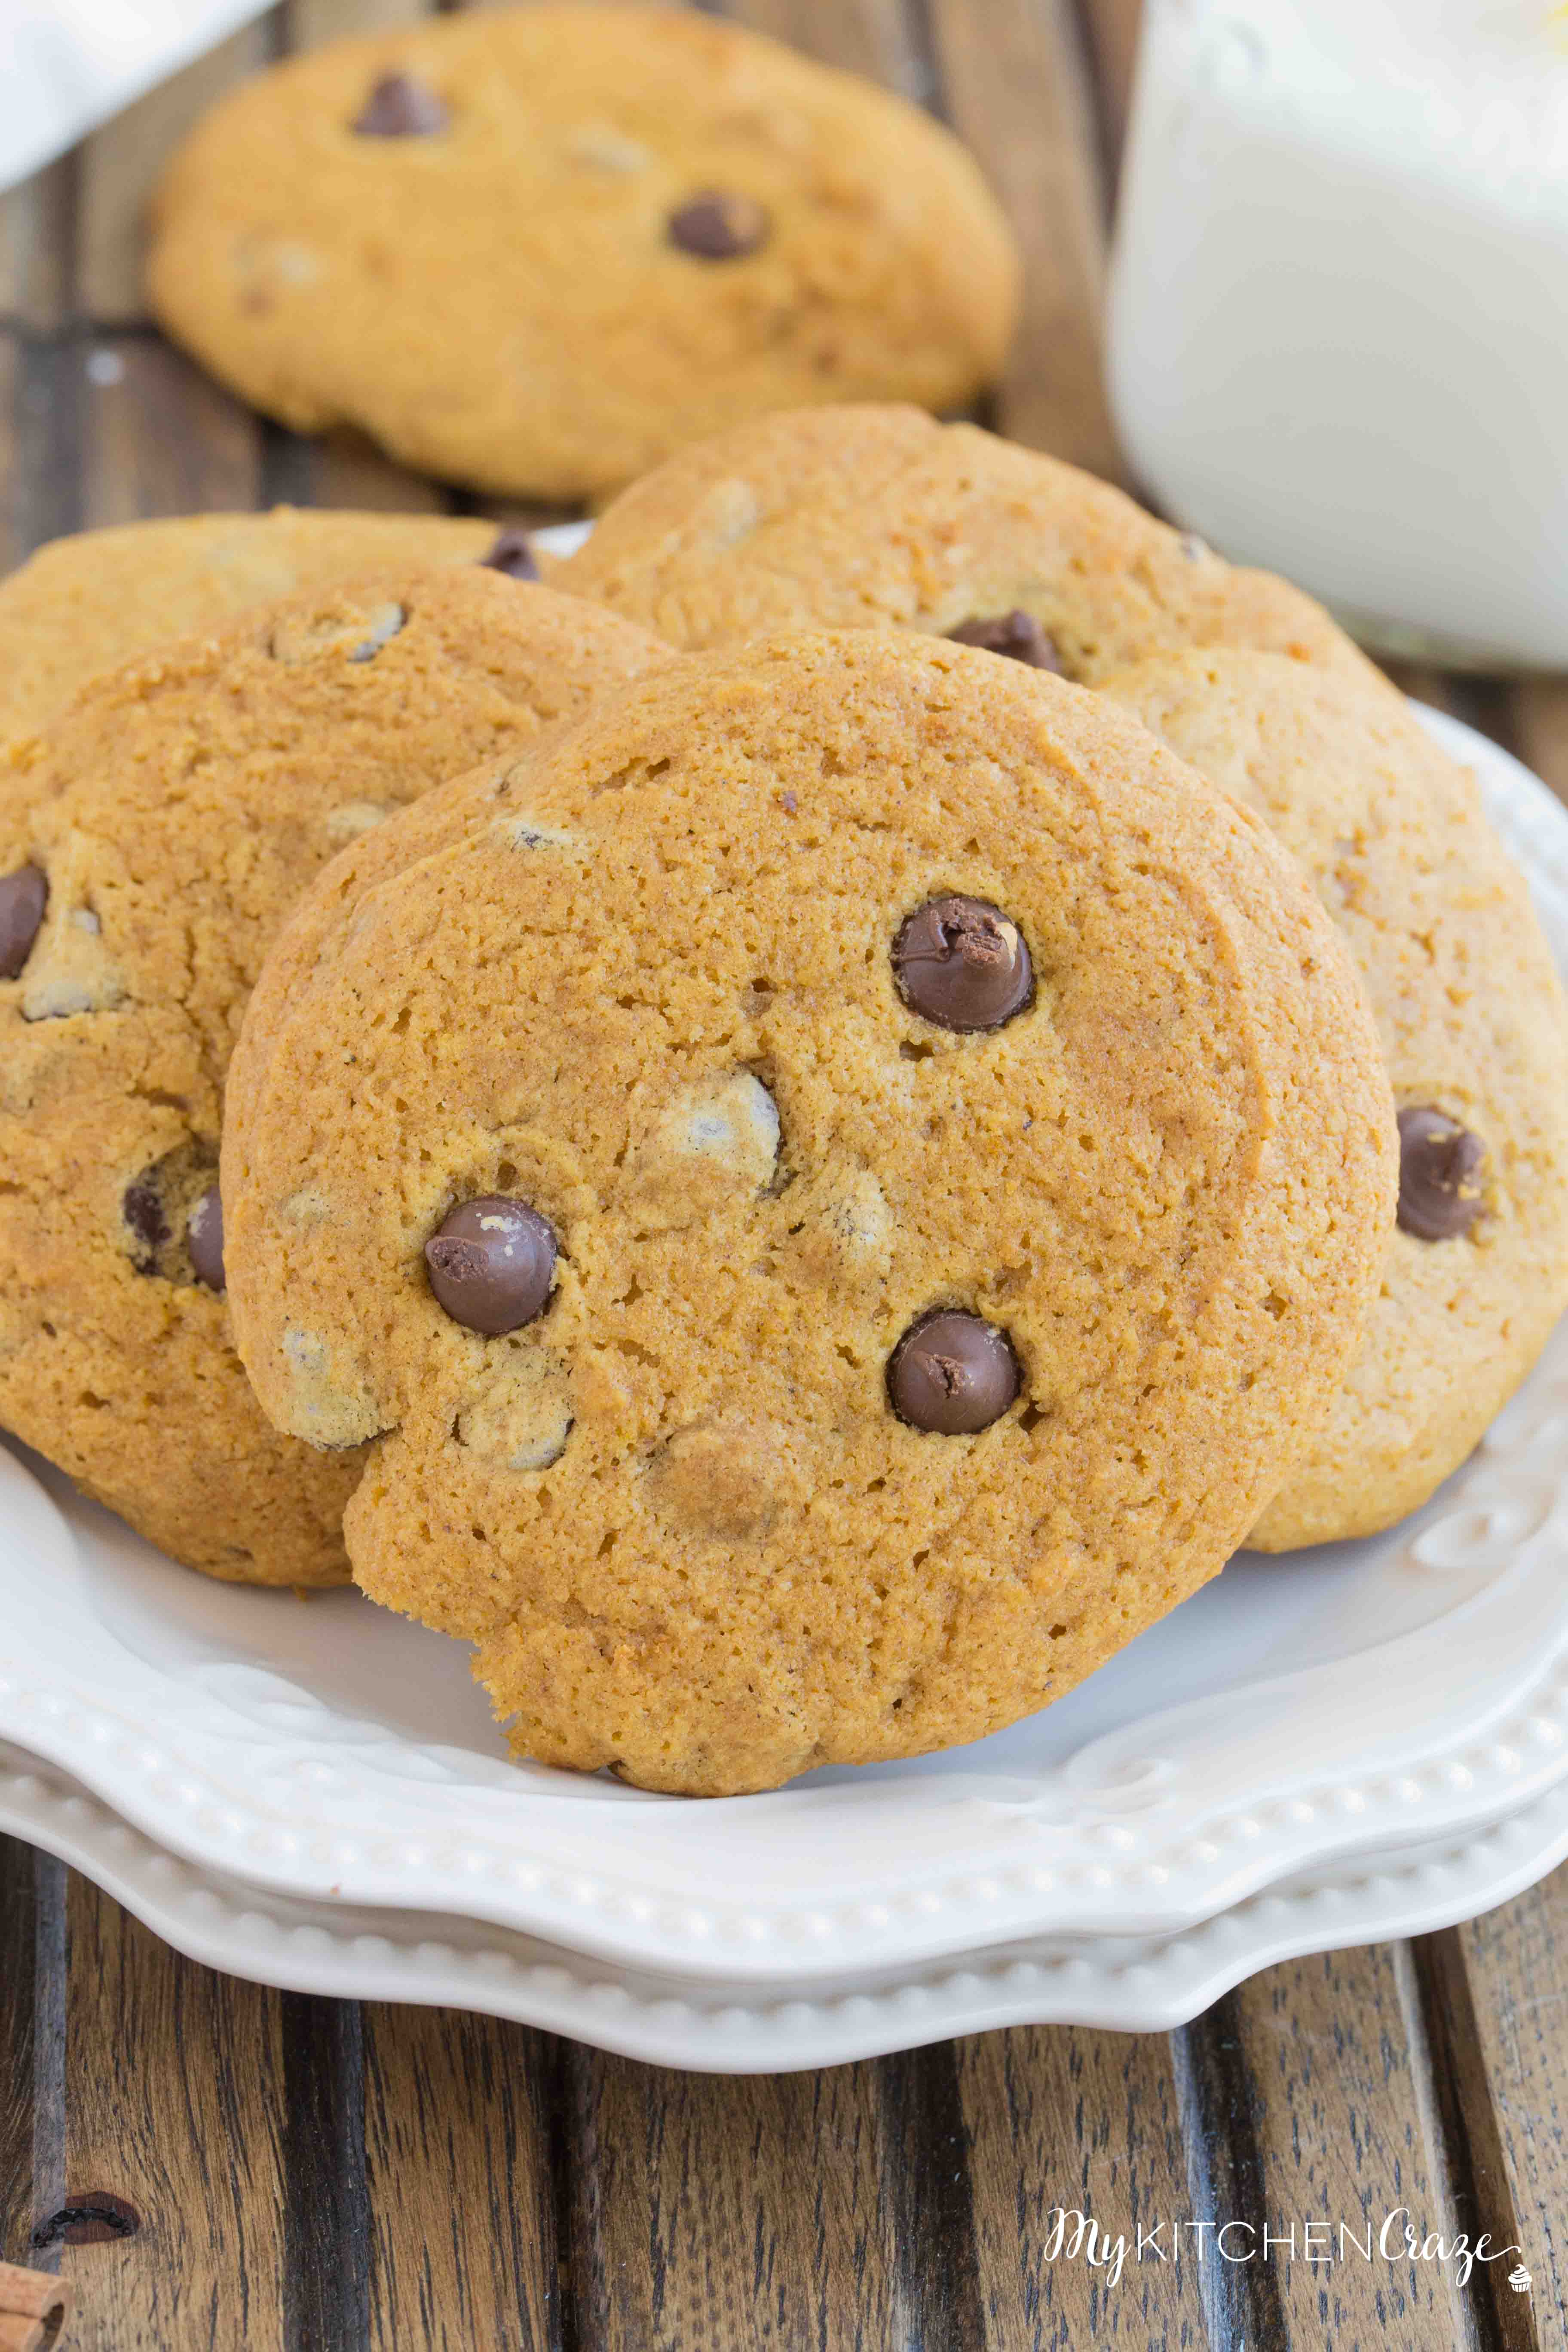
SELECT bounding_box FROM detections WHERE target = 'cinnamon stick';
[0,2262,70,2351]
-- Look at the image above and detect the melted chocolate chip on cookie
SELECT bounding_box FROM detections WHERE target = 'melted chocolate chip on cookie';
[892,896,1032,1033]
[0,864,47,980]
[426,1197,557,1333]
[946,611,1063,672]
[188,1187,226,1292]
[122,1178,171,1270]
[1396,1106,1486,1241]
[352,74,448,138]
[480,527,539,582]
[668,192,770,260]
[888,1311,1020,1434]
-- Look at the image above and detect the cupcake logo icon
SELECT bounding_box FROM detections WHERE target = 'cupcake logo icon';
[1510,2263,1532,2293]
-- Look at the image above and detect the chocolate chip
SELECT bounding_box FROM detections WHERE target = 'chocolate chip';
[352,73,448,138]
[426,1196,557,1334]
[888,1311,1020,1434]
[480,527,539,582]
[122,1179,170,1268]
[188,1186,226,1292]
[1397,1106,1486,1241]
[946,611,1064,672]
[0,864,47,980]
[668,191,770,260]
[892,896,1032,1033]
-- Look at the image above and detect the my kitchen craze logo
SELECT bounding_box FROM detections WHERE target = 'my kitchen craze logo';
[1041,2208,1528,2292]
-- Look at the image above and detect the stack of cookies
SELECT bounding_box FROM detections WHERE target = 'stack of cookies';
[3,405,1565,1796]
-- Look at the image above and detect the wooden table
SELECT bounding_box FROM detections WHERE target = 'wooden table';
[3,3,1568,2346]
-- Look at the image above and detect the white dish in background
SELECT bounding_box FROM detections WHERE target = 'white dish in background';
[5,1732,1567,2067]
[1,706,1566,1987]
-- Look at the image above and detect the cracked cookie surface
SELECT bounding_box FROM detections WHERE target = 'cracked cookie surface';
[1101,648,1568,1547]
[146,9,1019,500]
[0,567,668,1583]
[224,630,1396,1790]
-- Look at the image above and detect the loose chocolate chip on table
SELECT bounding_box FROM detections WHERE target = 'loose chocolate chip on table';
[892,895,1033,1033]
[352,73,448,138]
[188,1187,226,1292]
[426,1197,558,1334]
[481,527,539,582]
[888,1310,1020,1435]
[0,863,47,980]
[668,192,770,260]
[946,611,1064,672]
[1396,1106,1486,1241]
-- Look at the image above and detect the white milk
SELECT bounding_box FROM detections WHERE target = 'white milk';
[1106,1,1568,668]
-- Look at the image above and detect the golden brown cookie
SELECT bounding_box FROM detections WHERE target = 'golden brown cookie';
[0,567,668,1585]
[1101,647,1568,1547]
[223,630,1396,1792]
[0,507,503,743]
[145,10,1020,502]
[554,404,1382,681]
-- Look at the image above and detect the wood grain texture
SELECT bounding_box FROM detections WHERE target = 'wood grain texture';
[723,0,933,100]
[1510,683,1568,809]
[79,338,261,524]
[0,1841,42,2269]
[77,25,275,326]
[0,161,76,332]
[291,0,433,45]
[956,2024,1207,2348]
[361,2008,564,2352]
[1077,0,1144,175]
[1216,1948,1464,2349]
[928,0,1125,479]
[56,1876,291,2352]
[565,2046,903,2349]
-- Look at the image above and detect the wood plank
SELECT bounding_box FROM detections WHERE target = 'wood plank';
[1448,1883,1568,2352]
[566,2044,902,2349]
[80,338,261,524]
[55,1875,291,2352]
[1214,1948,1468,2349]
[928,0,1126,480]
[279,1996,370,2352]
[0,340,22,570]
[0,1839,61,2272]
[0,159,76,332]
[1510,682,1568,810]
[291,0,433,44]
[1079,0,1145,178]
[77,26,274,326]
[956,2024,1208,2347]
[724,0,931,99]
[361,2007,563,2352]
[311,430,448,513]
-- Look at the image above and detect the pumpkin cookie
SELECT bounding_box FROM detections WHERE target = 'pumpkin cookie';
[554,404,1381,682]
[0,567,668,1584]
[223,630,1395,1791]
[146,9,1019,501]
[1101,647,1568,1547]
[0,506,505,742]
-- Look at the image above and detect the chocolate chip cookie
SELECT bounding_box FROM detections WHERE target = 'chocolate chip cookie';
[1102,647,1568,1547]
[223,630,1396,1791]
[0,567,668,1585]
[0,507,502,743]
[554,404,1381,682]
[146,9,1020,501]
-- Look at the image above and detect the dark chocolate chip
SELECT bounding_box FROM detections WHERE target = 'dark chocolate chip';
[122,1179,170,1267]
[892,895,1032,1033]
[1397,1106,1486,1241]
[188,1186,226,1292]
[0,863,47,979]
[352,73,448,138]
[426,1196,557,1334]
[888,1310,1020,1435]
[480,527,539,582]
[946,611,1064,672]
[668,191,770,260]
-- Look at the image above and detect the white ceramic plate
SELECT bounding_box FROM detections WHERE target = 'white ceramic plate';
[3,705,1567,1988]
[5,1730,1566,2067]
